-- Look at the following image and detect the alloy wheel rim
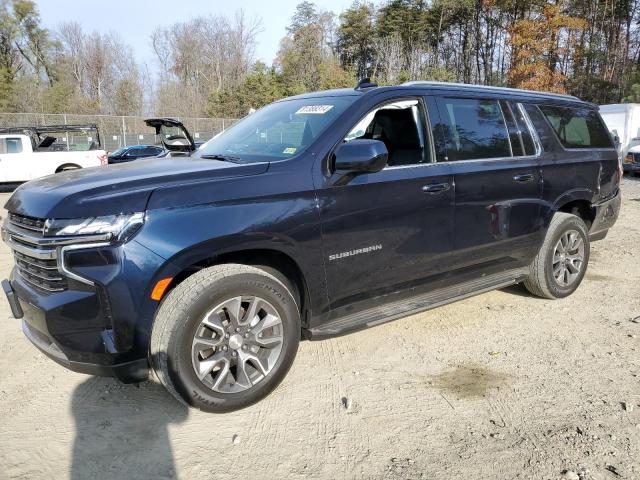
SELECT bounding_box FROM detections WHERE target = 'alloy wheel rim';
[191,296,284,394]
[552,229,585,287]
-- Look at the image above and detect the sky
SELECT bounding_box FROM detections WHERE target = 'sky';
[35,0,352,69]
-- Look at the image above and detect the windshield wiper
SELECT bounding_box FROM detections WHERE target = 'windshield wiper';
[200,153,241,163]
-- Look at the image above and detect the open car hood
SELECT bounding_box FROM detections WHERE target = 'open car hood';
[145,118,196,153]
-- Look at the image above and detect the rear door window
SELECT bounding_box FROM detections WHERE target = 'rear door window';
[538,105,613,149]
[435,97,511,161]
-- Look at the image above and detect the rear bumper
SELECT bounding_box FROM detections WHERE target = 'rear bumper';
[589,190,621,241]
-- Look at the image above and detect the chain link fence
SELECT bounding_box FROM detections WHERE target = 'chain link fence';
[0,113,239,152]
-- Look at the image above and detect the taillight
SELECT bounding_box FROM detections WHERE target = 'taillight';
[98,154,108,166]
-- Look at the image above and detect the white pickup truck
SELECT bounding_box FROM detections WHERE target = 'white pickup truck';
[0,124,107,184]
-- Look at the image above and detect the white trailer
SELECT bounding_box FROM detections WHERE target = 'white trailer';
[599,103,640,172]
[0,124,107,184]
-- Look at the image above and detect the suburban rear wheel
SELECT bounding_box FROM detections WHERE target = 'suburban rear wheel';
[149,264,300,412]
[523,212,590,299]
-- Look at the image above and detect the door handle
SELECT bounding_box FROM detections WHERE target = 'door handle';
[513,173,534,183]
[422,182,450,194]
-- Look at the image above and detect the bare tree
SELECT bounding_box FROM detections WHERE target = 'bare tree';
[151,10,261,116]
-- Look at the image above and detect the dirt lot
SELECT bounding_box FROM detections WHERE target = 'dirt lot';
[0,179,638,480]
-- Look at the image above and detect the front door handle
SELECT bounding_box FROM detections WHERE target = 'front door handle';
[513,173,534,183]
[422,182,450,194]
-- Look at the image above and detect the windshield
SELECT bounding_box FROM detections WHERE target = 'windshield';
[197,96,357,163]
[110,148,127,156]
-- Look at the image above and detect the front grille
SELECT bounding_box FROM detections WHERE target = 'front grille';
[3,212,110,292]
[4,214,67,293]
[13,251,67,292]
[8,213,46,234]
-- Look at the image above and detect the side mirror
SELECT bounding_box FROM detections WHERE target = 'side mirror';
[334,139,388,174]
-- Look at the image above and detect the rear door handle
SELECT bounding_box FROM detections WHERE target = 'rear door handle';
[422,182,450,194]
[513,173,534,183]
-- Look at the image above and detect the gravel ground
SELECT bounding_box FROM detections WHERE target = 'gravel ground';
[0,178,638,480]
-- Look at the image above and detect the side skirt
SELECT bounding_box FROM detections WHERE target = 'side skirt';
[305,268,529,340]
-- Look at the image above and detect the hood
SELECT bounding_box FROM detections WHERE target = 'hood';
[4,157,268,219]
[626,145,640,154]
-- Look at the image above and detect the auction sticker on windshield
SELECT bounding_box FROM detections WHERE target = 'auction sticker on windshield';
[295,105,334,114]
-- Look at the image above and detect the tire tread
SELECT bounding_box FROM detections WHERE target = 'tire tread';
[149,263,294,408]
[523,212,588,299]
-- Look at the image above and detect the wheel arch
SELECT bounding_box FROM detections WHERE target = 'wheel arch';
[553,192,596,228]
[163,246,313,328]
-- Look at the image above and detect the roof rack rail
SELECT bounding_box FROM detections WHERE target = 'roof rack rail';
[355,78,378,90]
[0,124,99,135]
[401,81,580,100]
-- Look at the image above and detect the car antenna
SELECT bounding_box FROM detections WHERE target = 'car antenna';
[355,78,378,90]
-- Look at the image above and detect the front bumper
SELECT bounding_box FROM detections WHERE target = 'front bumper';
[1,217,177,383]
[4,272,150,382]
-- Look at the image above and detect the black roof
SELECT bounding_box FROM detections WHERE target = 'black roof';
[284,81,589,106]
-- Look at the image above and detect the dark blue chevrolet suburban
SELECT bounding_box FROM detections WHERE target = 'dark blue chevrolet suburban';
[1,81,621,412]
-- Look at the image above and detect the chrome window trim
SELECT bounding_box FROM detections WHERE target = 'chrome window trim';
[497,100,514,157]
[516,103,543,156]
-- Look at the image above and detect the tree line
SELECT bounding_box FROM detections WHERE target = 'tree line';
[2,0,640,119]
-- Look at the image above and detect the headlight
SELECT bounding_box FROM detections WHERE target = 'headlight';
[45,212,145,241]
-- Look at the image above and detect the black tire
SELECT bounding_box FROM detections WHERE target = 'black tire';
[149,263,300,412]
[523,212,590,299]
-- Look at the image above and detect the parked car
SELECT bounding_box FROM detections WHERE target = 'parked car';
[107,144,165,164]
[0,124,107,185]
[599,103,640,173]
[2,81,621,412]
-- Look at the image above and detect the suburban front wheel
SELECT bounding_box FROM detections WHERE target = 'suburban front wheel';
[150,264,300,412]
[523,212,590,299]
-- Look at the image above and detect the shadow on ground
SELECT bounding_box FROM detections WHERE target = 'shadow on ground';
[71,377,188,480]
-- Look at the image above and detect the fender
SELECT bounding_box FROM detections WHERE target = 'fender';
[134,201,327,319]
[551,188,596,211]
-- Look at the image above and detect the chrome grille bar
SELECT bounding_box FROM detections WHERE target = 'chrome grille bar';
[2,215,110,292]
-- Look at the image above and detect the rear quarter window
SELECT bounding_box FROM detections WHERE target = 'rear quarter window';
[538,105,613,149]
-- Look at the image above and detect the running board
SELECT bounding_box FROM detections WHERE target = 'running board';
[306,268,529,340]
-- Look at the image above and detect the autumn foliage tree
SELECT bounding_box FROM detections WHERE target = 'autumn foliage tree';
[4,0,640,117]
[508,4,586,93]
